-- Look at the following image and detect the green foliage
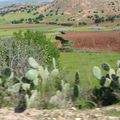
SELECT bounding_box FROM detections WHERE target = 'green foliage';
[92,62,120,106]
[0,30,59,76]
[13,30,60,67]
[1,50,120,110]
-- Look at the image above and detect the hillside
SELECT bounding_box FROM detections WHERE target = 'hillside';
[0,0,120,25]
[41,0,120,24]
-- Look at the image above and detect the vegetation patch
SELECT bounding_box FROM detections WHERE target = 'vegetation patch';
[60,52,120,88]
[0,30,59,76]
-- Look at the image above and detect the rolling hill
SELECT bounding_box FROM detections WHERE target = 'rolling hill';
[0,0,120,25]
[41,0,120,24]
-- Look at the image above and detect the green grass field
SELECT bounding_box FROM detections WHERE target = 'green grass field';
[0,12,37,24]
[60,51,120,88]
[0,24,115,36]
[0,24,60,36]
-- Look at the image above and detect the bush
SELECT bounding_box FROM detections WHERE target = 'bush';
[0,30,59,76]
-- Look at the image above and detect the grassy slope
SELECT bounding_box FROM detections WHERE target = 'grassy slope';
[0,12,37,24]
[60,51,120,88]
[44,14,68,22]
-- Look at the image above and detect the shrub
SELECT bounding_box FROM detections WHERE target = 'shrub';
[0,30,60,76]
[35,14,44,21]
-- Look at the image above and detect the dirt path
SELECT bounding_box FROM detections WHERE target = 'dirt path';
[0,105,120,120]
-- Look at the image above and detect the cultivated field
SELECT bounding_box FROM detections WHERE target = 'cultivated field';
[0,24,61,36]
[0,23,117,36]
[59,31,120,52]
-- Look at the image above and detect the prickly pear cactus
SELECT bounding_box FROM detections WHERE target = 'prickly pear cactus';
[0,57,61,110]
[109,68,115,80]
[22,83,31,91]
[49,90,63,106]
[62,83,71,98]
[7,83,21,93]
[25,90,38,108]
[51,69,59,78]
[104,78,112,87]
[73,72,80,101]
[93,66,101,80]
[1,67,12,78]
[24,57,61,108]
[27,57,59,81]
[38,66,45,80]
[25,69,38,81]
[92,61,120,106]
[117,68,120,77]
[44,66,49,79]
[101,63,110,71]
[0,67,16,91]
[28,57,39,69]
[117,60,120,68]
[52,57,56,69]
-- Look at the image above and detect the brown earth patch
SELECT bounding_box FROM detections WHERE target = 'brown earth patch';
[58,31,120,52]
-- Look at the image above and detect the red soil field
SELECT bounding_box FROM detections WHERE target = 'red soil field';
[59,31,120,52]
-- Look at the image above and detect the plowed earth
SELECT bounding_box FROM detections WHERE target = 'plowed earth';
[59,31,120,52]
